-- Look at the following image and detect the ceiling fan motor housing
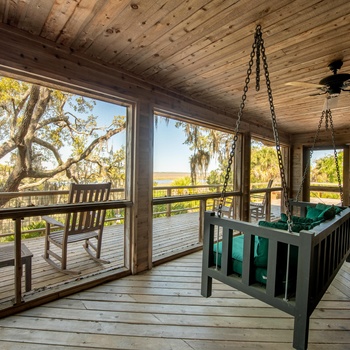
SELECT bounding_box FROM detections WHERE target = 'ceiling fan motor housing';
[318,60,350,94]
[319,74,350,94]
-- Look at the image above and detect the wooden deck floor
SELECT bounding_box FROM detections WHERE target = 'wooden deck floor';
[0,251,349,349]
[0,213,200,304]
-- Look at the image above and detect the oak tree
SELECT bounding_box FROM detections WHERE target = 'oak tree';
[0,77,126,205]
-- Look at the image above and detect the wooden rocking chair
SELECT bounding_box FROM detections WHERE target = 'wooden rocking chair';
[250,179,273,220]
[213,197,235,218]
[42,182,111,274]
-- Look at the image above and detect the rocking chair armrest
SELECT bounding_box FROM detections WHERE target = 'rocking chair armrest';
[42,215,64,227]
[251,194,265,200]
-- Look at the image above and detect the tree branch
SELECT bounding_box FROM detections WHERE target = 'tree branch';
[33,137,63,165]
[19,178,49,191]
[36,115,68,129]
[0,140,16,159]
[26,125,125,179]
[13,85,40,144]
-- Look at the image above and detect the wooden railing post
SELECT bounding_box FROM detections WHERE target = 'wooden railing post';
[199,199,206,243]
[265,190,271,221]
[14,217,22,305]
[166,188,171,217]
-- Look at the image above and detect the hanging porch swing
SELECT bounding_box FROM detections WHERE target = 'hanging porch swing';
[201,25,350,350]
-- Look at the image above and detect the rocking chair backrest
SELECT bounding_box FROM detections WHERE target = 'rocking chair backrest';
[64,182,111,237]
[261,179,273,205]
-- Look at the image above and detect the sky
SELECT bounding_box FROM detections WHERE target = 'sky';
[2,88,335,173]
[311,149,337,164]
[72,99,196,173]
[86,99,127,151]
[78,100,195,172]
[154,118,194,173]
[153,121,338,173]
[61,97,127,159]
[61,99,339,173]
[83,101,195,172]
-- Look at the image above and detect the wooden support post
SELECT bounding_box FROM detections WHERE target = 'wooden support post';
[343,146,349,206]
[240,133,251,222]
[131,101,154,274]
[282,145,291,214]
[302,147,311,203]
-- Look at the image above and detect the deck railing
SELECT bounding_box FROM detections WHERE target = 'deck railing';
[0,183,280,309]
[0,200,130,305]
[0,183,285,240]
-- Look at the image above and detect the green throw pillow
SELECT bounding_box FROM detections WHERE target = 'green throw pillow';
[259,220,303,233]
[316,203,343,215]
[254,236,268,267]
[321,207,335,220]
[280,213,314,224]
[315,203,331,212]
[259,220,287,230]
[306,206,323,220]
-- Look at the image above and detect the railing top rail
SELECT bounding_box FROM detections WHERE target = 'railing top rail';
[153,191,241,205]
[0,188,125,199]
[0,200,131,220]
[309,185,343,192]
[153,184,222,190]
[0,184,282,199]
[250,186,282,194]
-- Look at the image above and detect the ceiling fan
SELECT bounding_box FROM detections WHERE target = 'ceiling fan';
[286,59,350,97]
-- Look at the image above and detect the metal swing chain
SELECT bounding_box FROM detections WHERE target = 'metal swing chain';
[296,111,325,202]
[258,28,293,301]
[295,109,343,205]
[328,109,344,205]
[259,30,293,231]
[217,26,261,218]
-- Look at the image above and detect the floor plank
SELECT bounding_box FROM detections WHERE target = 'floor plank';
[0,213,200,303]
[0,251,349,349]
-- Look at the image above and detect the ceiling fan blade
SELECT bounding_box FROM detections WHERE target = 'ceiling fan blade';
[309,91,326,96]
[342,79,350,88]
[285,81,324,89]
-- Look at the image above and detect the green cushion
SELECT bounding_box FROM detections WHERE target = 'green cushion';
[213,233,270,268]
[213,235,246,262]
[315,203,344,219]
[212,233,299,289]
[254,236,268,267]
[258,221,286,230]
[319,206,336,220]
[259,220,303,233]
[280,213,314,224]
[306,206,323,220]
[255,267,268,284]
[212,237,268,284]
[315,203,331,212]
[315,203,343,214]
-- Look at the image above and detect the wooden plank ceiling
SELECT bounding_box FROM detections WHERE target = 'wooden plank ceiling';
[0,0,350,137]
